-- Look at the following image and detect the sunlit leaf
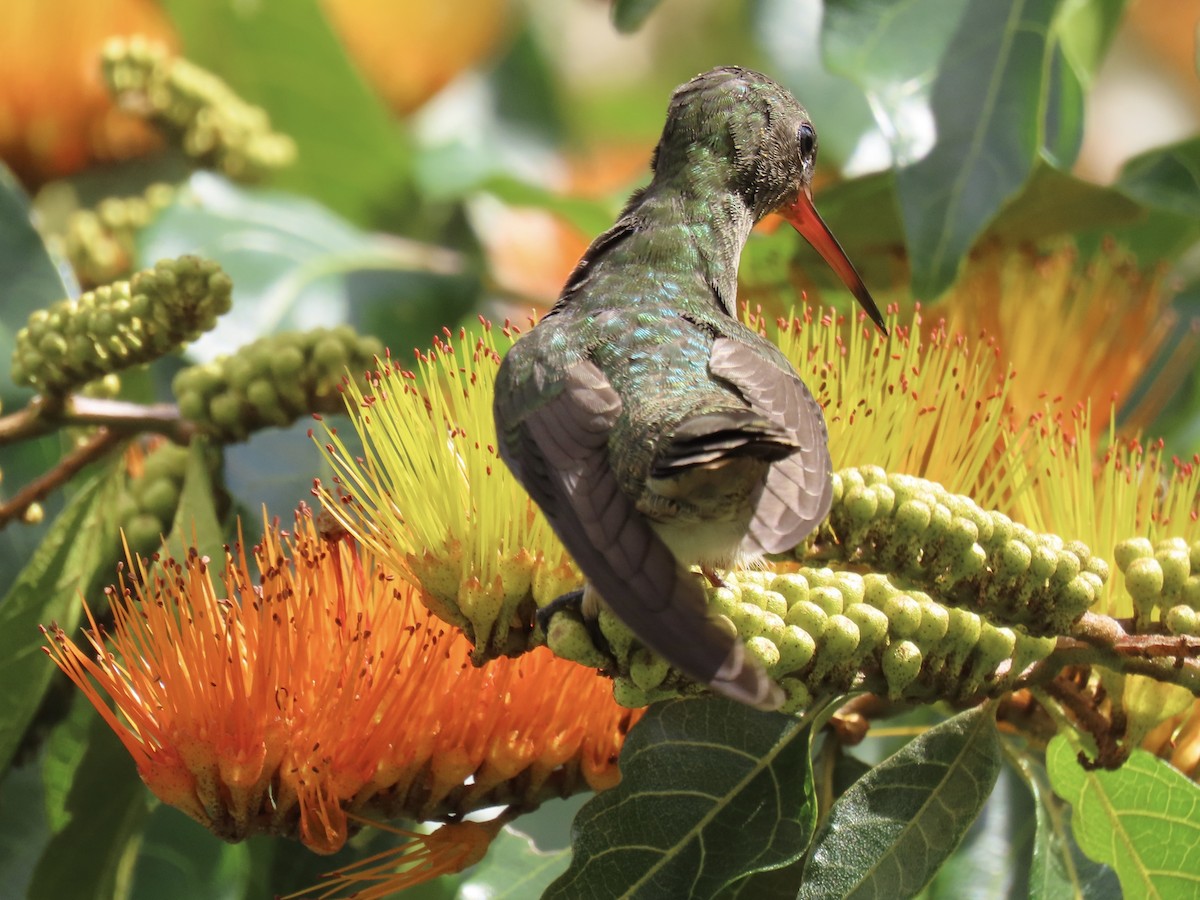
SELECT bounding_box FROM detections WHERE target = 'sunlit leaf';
[753,0,875,169]
[1046,735,1200,899]
[799,706,1002,899]
[159,0,410,225]
[138,173,472,364]
[1009,753,1120,900]
[459,825,570,898]
[546,697,820,899]
[823,0,970,166]
[896,0,1069,299]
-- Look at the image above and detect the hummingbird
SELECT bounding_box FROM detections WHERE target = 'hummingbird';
[492,66,886,710]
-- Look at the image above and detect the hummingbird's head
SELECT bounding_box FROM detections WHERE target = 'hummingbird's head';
[656,67,887,334]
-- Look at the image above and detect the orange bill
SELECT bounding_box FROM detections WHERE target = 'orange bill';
[781,187,888,336]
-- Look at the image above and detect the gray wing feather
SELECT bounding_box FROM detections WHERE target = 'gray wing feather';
[709,337,832,556]
[505,358,782,709]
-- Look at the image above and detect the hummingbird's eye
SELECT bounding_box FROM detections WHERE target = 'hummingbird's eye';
[798,123,816,159]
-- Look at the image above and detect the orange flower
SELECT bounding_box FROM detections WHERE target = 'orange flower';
[0,0,176,186]
[44,507,641,870]
[321,0,511,114]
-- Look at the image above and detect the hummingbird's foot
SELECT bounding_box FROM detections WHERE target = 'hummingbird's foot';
[700,565,726,588]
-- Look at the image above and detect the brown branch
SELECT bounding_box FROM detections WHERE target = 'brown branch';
[0,428,125,527]
[0,394,195,445]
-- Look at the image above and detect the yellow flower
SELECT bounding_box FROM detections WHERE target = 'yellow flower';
[44,507,641,869]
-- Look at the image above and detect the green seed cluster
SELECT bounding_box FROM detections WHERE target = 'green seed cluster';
[11,256,232,395]
[116,443,189,554]
[1115,536,1200,635]
[173,326,383,442]
[824,466,1107,634]
[547,567,1057,712]
[115,441,226,556]
[102,37,295,181]
[65,184,176,289]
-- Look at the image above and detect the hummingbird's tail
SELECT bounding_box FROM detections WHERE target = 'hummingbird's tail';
[502,358,784,711]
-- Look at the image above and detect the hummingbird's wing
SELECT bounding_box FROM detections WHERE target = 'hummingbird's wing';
[709,337,832,555]
[508,358,783,711]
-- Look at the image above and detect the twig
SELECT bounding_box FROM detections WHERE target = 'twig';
[0,428,125,527]
[0,395,195,445]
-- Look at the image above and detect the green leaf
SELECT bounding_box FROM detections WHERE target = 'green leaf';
[919,762,1035,899]
[896,0,1068,299]
[41,689,96,832]
[0,465,122,777]
[27,709,151,900]
[611,0,665,33]
[1057,0,1129,89]
[481,174,618,243]
[546,697,821,899]
[138,173,473,364]
[1115,137,1200,220]
[987,162,1145,242]
[129,805,250,900]
[160,438,227,565]
[753,0,876,168]
[0,163,78,385]
[159,0,409,225]
[1046,734,1200,899]
[458,825,571,898]
[822,0,971,165]
[1010,753,1119,900]
[799,705,1002,899]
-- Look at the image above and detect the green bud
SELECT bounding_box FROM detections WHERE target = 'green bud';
[629,647,671,692]
[597,608,634,664]
[745,636,781,672]
[896,499,933,536]
[915,598,950,647]
[1164,604,1198,636]
[740,581,767,609]
[1156,548,1190,597]
[844,603,889,653]
[775,625,817,674]
[972,624,1017,681]
[836,572,865,606]
[709,586,740,620]
[123,513,165,553]
[988,511,1014,545]
[881,640,923,698]
[770,572,809,608]
[862,573,894,609]
[1181,576,1200,611]
[784,600,829,639]
[1125,556,1164,609]
[884,593,923,640]
[546,613,611,670]
[821,614,860,662]
[872,484,896,516]
[998,539,1033,578]
[1115,537,1154,572]
[762,590,788,620]
[611,677,651,709]
[778,678,813,714]
[1085,554,1110,584]
[136,477,181,523]
[844,484,878,527]
[810,586,844,617]
[1029,543,1058,581]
